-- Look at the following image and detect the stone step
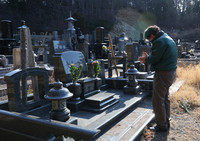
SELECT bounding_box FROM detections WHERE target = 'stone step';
[70,89,150,129]
[95,98,154,141]
[83,91,150,129]
[83,92,119,112]
[85,93,116,107]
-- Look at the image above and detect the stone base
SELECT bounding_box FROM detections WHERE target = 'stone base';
[50,108,70,122]
[137,72,148,79]
[123,85,141,94]
[84,90,100,98]
[105,77,127,89]
[78,77,101,99]
[100,84,109,90]
[82,93,119,112]
[67,99,84,113]
[66,82,82,101]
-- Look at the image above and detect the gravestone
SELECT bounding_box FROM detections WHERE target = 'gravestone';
[54,51,88,83]
[177,45,182,58]
[48,40,72,65]
[13,47,21,69]
[125,42,141,64]
[0,20,16,55]
[1,20,13,38]
[126,43,142,63]
[126,43,134,64]
[52,40,71,54]
[91,27,108,59]
[96,27,104,43]
[132,42,140,61]
[118,32,128,55]
[52,31,59,40]
[76,43,88,61]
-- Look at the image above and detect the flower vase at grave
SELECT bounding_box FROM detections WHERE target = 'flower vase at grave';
[67,82,82,101]
[92,60,101,78]
[95,77,102,93]
[72,80,77,84]
[69,64,83,101]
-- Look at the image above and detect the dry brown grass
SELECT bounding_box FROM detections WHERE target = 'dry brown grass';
[170,63,200,113]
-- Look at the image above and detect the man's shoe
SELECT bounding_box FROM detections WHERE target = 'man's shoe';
[168,122,170,129]
[167,118,171,128]
[149,126,168,132]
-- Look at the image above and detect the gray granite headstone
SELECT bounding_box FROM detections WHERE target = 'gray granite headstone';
[13,48,21,69]
[54,51,88,83]
[132,42,140,61]
[126,43,133,63]
[53,40,71,53]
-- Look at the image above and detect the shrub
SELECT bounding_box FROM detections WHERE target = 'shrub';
[69,64,83,83]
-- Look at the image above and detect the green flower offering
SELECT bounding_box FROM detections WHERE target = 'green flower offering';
[92,61,101,77]
[69,64,83,83]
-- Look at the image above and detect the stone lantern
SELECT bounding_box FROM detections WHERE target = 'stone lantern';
[123,65,141,94]
[64,11,77,50]
[45,81,73,122]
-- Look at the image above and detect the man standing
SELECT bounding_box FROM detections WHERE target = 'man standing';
[138,25,177,131]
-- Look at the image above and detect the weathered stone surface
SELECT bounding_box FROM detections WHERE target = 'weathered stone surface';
[12,48,21,69]
[78,77,98,98]
[54,51,88,83]
[4,68,49,112]
[53,40,71,54]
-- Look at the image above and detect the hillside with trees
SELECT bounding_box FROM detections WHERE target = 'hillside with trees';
[0,0,200,40]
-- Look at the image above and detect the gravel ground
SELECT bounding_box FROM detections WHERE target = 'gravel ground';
[141,108,200,141]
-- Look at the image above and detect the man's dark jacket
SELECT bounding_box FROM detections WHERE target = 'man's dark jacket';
[145,31,177,71]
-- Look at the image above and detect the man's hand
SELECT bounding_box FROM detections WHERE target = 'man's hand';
[138,52,148,64]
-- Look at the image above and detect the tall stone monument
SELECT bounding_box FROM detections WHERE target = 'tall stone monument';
[63,11,77,50]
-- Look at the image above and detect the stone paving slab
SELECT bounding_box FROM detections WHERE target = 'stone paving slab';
[12,88,151,140]
[96,98,154,141]
[85,92,114,102]
[71,89,149,129]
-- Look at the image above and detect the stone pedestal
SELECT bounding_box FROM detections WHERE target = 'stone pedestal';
[50,100,71,122]
[123,85,141,94]
[78,77,101,98]
[95,77,102,93]
[123,65,141,95]
[65,82,84,112]
[67,83,82,101]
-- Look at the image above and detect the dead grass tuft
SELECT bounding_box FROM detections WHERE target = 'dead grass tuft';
[193,107,200,121]
[170,63,200,113]
[176,63,200,88]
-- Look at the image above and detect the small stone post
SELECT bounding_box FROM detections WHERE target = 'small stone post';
[123,52,127,78]
[13,48,21,69]
[19,22,28,104]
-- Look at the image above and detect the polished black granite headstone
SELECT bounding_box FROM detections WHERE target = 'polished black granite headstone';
[54,51,88,83]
